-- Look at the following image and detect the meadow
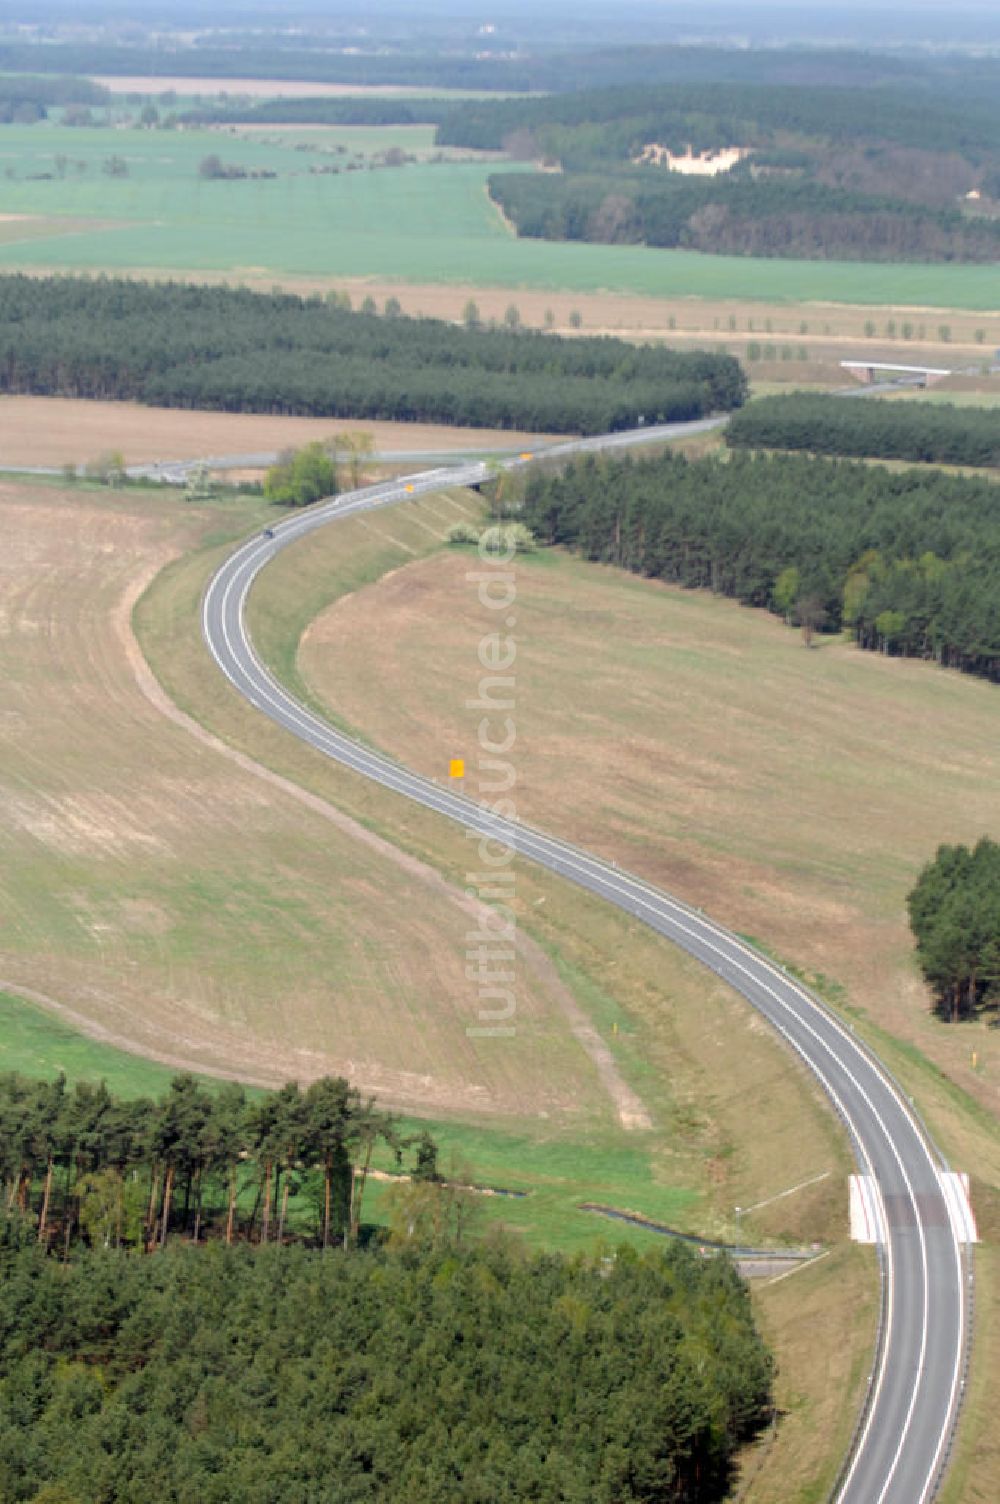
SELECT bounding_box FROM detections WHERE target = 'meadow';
[0,986,189,1097]
[0,119,998,307]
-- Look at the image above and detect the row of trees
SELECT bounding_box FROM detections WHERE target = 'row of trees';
[0,1226,772,1502]
[908,839,1000,1021]
[0,73,109,123]
[183,96,455,128]
[727,394,1000,469]
[0,1071,437,1254]
[520,449,1000,681]
[487,170,1000,263]
[5,38,1000,102]
[0,274,746,433]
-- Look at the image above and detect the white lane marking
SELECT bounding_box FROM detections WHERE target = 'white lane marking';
[850,1176,881,1244]
[939,1173,978,1245]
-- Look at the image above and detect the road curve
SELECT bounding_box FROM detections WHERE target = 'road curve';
[202,420,969,1504]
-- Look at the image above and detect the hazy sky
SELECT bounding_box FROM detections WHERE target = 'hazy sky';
[12,0,1000,46]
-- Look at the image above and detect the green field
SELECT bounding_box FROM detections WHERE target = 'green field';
[0,986,698,1256]
[0,986,187,1097]
[0,121,999,306]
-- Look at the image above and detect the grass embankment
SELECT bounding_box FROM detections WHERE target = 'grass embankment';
[0,120,999,309]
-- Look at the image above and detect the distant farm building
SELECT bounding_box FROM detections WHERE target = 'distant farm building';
[634,143,750,175]
[840,360,952,388]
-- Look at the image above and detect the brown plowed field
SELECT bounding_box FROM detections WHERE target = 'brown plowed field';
[0,396,555,469]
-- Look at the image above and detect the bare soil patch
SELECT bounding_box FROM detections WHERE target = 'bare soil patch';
[89,76,473,99]
[0,396,556,469]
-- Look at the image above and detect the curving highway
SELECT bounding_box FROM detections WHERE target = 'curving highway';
[202,421,970,1503]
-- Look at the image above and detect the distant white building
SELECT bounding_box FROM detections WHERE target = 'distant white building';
[633,144,750,175]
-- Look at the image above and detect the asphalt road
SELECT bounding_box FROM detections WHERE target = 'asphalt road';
[202,420,969,1504]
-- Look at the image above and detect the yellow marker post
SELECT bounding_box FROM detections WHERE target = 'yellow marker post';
[519,452,533,461]
[404,483,415,493]
[449,758,465,780]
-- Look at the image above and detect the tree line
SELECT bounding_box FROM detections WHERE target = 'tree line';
[0,1069,435,1255]
[183,96,456,127]
[727,395,1000,469]
[0,73,109,123]
[0,1219,772,1503]
[0,274,745,434]
[520,449,1000,681]
[440,81,1000,162]
[486,170,1000,263]
[908,839,1000,1021]
[5,38,1000,101]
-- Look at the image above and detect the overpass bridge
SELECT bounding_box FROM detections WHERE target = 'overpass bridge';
[841,360,952,387]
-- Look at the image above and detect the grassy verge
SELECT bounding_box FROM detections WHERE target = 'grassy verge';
[740,1244,879,1503]
[939,1231,1000,1504]
[0,987,185,1098]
